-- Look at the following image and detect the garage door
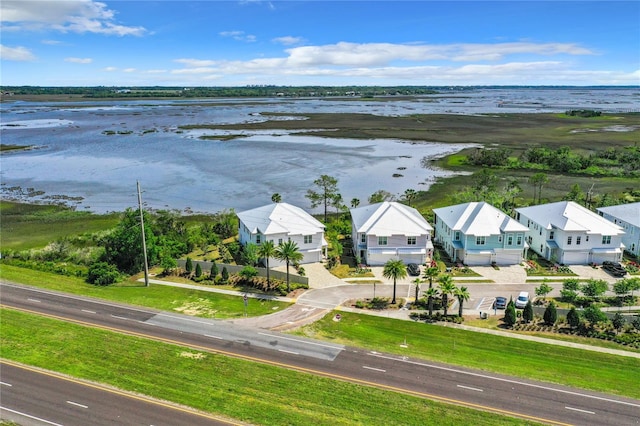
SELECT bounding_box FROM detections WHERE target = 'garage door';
[399,254,425,265]
[561,251,589,265]
[464,252,492,265]
[494,250,522,265]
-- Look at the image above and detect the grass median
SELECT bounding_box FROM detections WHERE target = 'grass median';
[1,308,539,426]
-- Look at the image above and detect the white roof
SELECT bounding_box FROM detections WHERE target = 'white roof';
[237,202,325,236]
[350,201,433,237]
[516,201,624,235]
[433,201,528,237]
[597,202,640,228]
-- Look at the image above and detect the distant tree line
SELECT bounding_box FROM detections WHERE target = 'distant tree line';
[0,85,439,99]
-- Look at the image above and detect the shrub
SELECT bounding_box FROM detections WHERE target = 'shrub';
[195,263,202,278]
[566,307,580,329]
[543,302,557,326]
[583,305,607,326]
[86,261,120,286]
[185,257,193,274]
[210,262,218,278]
[221,266,229,282]
[504,301,517,327]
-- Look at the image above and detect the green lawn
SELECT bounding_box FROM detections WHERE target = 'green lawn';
[292,312,640,399]
[1,309,541,426]
[0,264,289,319]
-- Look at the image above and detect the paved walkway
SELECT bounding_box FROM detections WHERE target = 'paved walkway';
[142,262,640,359]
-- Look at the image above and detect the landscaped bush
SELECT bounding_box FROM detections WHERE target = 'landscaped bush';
[86,261,120,286]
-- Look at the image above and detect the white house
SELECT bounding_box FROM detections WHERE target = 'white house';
[515,201,625,265]
[597,202,640,257]
[237,202,327,266]
[432,202,529,265]
[351,201,433,266]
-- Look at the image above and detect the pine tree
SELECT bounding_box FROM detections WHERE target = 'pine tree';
[221,266,229,282]
[195,263,202,278]
[185,257,193,274]
[566,307,580,329]
[210,262,218,278]
[504,300,517,327]
[543,302,557,326]
[522,300,534,324]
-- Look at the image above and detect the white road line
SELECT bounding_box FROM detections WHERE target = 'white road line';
[565,406,595,415]
[278,349,299,355]
[258,332,344,350]
[205,334,223,340]
[0,407,63,426]
[0,381,12,387]
[27,298,41,303]
[81,309,96,314]
[110,315,129,321]
[368,352,640,408]
[362,366,386,373]
[66,400,88,409]
[457,384,484,392]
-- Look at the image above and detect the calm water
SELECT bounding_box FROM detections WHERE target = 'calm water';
[1,87,638,214]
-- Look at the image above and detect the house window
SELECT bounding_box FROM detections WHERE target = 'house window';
[256,234,262,244]
[360,233,366,243]
[517,235,522,245]
[602,235,611,244]
[278,238,283,245]
[304,235,313,244]
[407,236,417,245]
[507,235,513,245]
[549,231,554,240]
[567,236,572,245]
[576,236,581,245]
[586,235,589,242]
[498,235,503,243]
[476,236,486,245]
[516,212,520,220]
[378,236,388,246]
[454,231,460,241]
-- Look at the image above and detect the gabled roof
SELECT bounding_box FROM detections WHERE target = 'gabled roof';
[516,201,624,235]
[350,201,433,237]
[597,202,640,228]
[237,202,325,236]
[433,202,528,237]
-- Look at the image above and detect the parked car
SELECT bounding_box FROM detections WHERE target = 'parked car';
[602,261,627,277]
[515,291,529,309]
[493,296,507,310]
[407,263,420,276]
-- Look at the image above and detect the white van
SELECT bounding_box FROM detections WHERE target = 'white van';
[515,291,529,309]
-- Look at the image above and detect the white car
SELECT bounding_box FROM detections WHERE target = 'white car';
[515,291,529,309]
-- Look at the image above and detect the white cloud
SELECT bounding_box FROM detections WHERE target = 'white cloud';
[272,36,304,46]
[103,66,118,72]
[0,44,36,61]
[42,39,63,45]
[65,57,92,64]
[174,58,217,67]
[0,0,146,36]
[219,30,256,42]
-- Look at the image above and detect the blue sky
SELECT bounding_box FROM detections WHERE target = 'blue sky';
[1,1,639,86]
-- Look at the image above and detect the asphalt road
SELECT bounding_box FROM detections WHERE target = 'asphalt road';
[0,361,235,426]
[2,283,639,426]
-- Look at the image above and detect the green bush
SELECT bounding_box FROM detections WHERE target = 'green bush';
[86,261,120,286]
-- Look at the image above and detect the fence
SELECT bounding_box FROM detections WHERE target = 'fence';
[176,259,309,286]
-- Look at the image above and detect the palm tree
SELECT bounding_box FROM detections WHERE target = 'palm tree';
[271,193,282,203]
[412,277,422,303]
[274,240,303,293]
[422,266,439,289]
[257,240,275,287]
[382,259,407,305]
[425,287,439,317]
[350,198,360,208]
[438,274,457,317]
[454,286,470,317]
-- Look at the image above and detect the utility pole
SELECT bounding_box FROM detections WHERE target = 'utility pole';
[586,183,595,209]
[137,181,150,287]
